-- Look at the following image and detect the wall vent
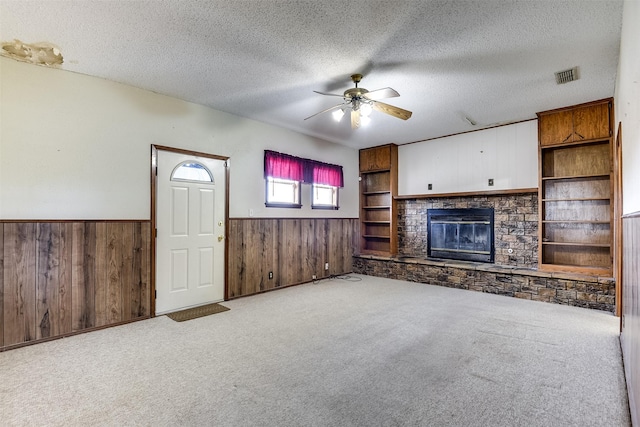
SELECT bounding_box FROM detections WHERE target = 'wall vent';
[555,67,579,84]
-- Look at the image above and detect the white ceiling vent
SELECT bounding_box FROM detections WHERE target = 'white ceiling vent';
[555,67,579,84]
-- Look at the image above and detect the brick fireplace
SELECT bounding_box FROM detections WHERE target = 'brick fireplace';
[399,192,537,268]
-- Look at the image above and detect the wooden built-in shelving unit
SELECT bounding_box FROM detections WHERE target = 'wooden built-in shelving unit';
[537,98,614,276]
[359,144,398,256]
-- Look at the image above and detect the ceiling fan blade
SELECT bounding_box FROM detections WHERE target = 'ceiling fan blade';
[351,109,361,129]
[362,87,400,101]
[372,101,413,120]
[313,90,347,98]
[304,103,344,120]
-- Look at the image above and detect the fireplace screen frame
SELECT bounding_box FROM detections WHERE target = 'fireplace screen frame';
[427,208,495,263]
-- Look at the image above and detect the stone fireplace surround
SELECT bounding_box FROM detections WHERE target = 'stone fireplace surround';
[353,191,616,312]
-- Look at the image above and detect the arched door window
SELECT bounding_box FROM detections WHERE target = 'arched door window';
[171,161,214,183]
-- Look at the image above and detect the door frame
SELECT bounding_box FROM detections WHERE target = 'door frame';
[613,123,623,321]
[150,145,230,317]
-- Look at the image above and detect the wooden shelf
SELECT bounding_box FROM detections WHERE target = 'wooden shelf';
[360,169,391,175]
[540,263,611,276]
[363,235,390,239]
[363,190,391,195]
[541,174,610,181]
[362,221,390,225]
[363,205,391,210]
[542,220,610,224]
[542,241,610,248]
[542,198,610,202]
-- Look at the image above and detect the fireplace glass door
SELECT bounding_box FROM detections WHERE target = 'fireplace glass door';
[427,209,494,262]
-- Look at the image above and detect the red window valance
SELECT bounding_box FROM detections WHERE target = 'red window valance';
[264,150,344,187]
[264,150,305,182]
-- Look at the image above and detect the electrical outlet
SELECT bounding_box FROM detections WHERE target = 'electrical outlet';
[312,274,317,280]
[268,271,273,279]
[428,183,432,190]
[325,263,329,270]
[488,178,494,186]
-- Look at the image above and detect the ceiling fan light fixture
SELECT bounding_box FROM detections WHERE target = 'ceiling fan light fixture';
[307,74,412,130]
[360,102,373,117]
[332,108,345,122]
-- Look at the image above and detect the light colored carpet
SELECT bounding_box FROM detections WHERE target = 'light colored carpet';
[0,275,630,426]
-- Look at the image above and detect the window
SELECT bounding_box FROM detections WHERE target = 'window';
[312,184,339,209]
[265,177,301,208]
[263,150,343,209]
[171,162,213,183]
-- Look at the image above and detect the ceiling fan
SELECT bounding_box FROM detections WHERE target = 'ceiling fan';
[304,74,412,129]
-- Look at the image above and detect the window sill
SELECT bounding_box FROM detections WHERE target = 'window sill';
[312,205,339,210]
[265,202,302,209]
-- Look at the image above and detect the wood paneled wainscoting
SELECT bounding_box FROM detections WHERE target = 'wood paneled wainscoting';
[622,212,640,425]
[0,221,151,351]
[227,218,359,298]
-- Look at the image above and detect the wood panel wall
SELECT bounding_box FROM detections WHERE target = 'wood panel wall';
[228,218,358,298]
[622,213,640,426]
[0,221,151,350]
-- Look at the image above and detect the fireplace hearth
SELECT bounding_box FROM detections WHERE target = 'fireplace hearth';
[427,208,494,263]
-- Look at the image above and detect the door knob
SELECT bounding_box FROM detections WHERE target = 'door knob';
[218,235,225,242]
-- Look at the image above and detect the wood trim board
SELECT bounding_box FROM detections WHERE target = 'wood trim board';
[395,188,538,200]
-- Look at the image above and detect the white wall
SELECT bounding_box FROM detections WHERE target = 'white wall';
[397,120,538,196]
[0,57,358,219]
[615,0,640,214]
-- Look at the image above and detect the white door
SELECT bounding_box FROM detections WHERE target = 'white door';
[156,150,226,314]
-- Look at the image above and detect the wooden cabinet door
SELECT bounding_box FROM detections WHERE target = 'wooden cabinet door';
[539,110,573,146]
[572,102,610,142]
[359,145,391,171]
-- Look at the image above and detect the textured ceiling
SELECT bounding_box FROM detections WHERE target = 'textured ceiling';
[0,0,624,149]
